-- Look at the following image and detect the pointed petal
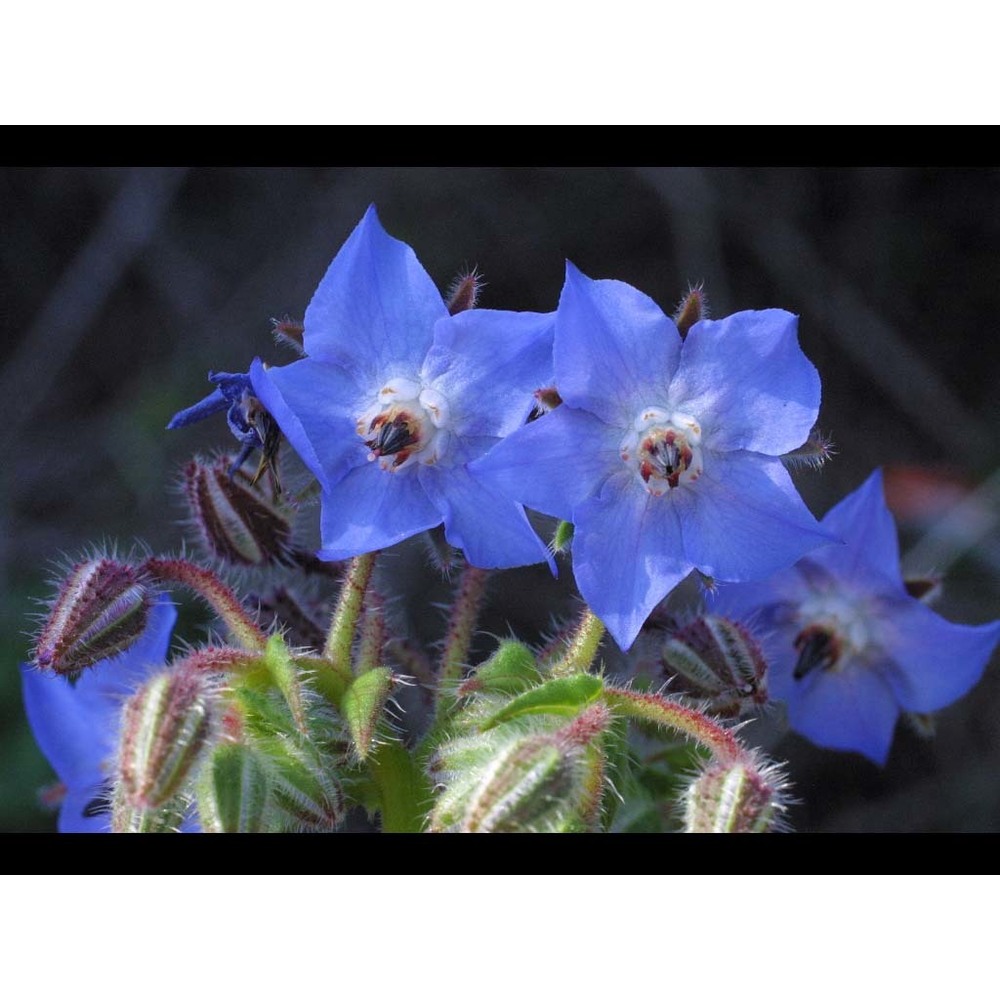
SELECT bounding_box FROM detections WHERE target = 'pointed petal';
[423,310,555,438]
[677,453,839,581]
[671,310,820,455]
[875,598,1000,712]
[572,472,691,650]
[419,465,554,570]
[814,470,904,586]
[555,263,681,427]
[470,406,620,522]
[251,357,368,492]
[166,387,227,429]
[317,464,440,560]
[785,662,900,765]
[303,205,447,381]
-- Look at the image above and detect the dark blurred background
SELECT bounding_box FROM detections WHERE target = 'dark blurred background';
[2,166,998,832]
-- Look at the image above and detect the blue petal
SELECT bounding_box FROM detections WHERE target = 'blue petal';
[58,783,113,834]
[303,205,447,383]
[419,464,554,570]
[250,357,369,492]
[470,406,621,522]
[166,387,227,429]
[423,310,555,438]
[676,453,839,581]
[21,595,177,788]
[572,471,690,650]
[670,310,821,455]
[784,660,900,765]
[555,263,682,428]
[875,597,1000,713]
[317,464,441,560]
[812,469,905,588]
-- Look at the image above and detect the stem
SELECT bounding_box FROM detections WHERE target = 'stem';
[548,607,606,677]
[354,589,386,674]
[604,687,743,763]
[143,557,266,652]
[368,742,432,833]
[322,551,377,672]
[435,564,490,715]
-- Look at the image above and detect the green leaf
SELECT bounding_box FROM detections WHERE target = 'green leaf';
[480,674,603,731]
[342,666,394,761]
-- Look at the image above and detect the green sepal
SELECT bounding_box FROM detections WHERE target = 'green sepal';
[342,666,394,761]
[462,641,539,696]
[480,673,603,731]
[552,520,574,554]
[368,741,432,833]
[196,741,269,833]
[261,633,306,731]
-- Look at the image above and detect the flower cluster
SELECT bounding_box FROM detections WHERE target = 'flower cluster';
[18,205,1000,834]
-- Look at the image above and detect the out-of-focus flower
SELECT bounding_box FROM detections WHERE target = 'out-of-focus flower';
[249,206,554,570]
[21,595,181,832]
[473,264,834,649]
[713,470,1000,764]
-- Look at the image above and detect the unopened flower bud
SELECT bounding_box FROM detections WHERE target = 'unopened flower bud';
[430,704,610,833]
[683,758,789,833]
[660,614,768,717]
[183,456,293,567]
[34,558,155,676]
[116,666,215,812]
[197,740,270,833]
[673,284,707,337]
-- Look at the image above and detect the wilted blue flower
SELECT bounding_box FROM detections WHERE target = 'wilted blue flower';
[249,206,554,569]
[21,595,181,832]
[168,370,276,477]
[713,470,1000,764]
[473,264,835,650]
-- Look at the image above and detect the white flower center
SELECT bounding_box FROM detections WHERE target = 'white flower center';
[619,407,704,496]
[356,377,452,472]
[793,591,874,678]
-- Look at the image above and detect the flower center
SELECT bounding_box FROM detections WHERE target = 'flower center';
[357,377,451,472]
[619,407,703,496]
[792,592,873,679]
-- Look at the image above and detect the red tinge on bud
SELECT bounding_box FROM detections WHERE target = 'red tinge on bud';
[446,268,484,315]
[34,558,155,676]
[116,665,215,812]
[673,284,707,337]
[660,614,769,717]
[184,456,293,567]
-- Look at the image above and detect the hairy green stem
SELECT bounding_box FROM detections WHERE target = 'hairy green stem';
[323,551,378,671]
[549,607,606,677]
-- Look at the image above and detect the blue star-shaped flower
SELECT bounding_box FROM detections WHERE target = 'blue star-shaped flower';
[249,206,555,570]
[21,594,180,832]
[712,470,1000,765]
[473,264,837,650]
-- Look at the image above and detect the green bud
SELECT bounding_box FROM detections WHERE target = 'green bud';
[115,666,214,812]
[457,641,539,698]
[683,758,789,833]
[197,740,270,833]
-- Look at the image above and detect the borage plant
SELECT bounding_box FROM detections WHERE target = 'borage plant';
[20,207,1000,833]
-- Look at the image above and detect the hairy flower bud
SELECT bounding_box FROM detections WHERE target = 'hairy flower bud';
[683,758,789,833]
[116,666,215,812]
[429,704,611,833]
[34,557,155,676]
[183,456,293,567]
[660,614,769,717]
[197,740,270,833]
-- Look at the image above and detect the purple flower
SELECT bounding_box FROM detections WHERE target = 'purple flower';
[21,595,179,832]
[249,206,554,570]
[472,264,836,650]
[712,470,1000,765]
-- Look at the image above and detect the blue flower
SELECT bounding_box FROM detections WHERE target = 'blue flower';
[21,595,181,832]
[168,370,276,477]
[472,264,836,650]
[712,470,1000,765]
[249,206,555,570]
